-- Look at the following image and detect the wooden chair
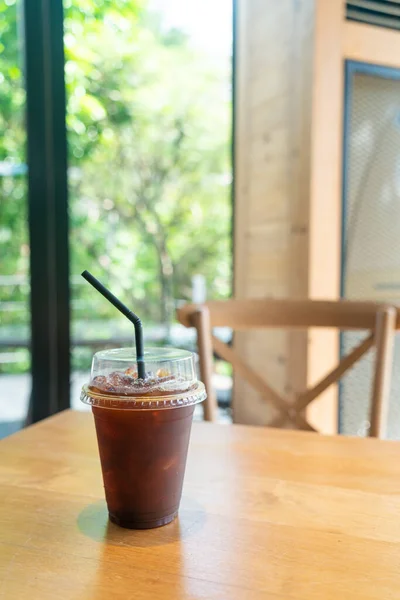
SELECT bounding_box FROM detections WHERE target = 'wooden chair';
[177,299,399,438]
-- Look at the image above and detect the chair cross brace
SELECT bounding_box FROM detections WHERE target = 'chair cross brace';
[212,332,374,430]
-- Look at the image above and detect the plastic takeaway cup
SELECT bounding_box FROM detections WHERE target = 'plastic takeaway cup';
[81,347,206,529]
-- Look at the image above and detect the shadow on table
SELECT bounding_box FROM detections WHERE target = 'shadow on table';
[77,497,206,548]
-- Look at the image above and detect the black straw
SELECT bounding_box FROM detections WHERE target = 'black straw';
[81,270,146,379]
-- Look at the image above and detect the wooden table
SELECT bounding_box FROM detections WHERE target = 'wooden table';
[1,412,400,599]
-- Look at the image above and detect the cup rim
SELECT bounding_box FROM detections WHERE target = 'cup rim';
[93,346,194,362]
[80,381,206,410]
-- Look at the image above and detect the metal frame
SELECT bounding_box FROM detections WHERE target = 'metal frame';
[231,0,237,297]
[23,0,70,423]
[341,59,400,297]
[340,59,400,431]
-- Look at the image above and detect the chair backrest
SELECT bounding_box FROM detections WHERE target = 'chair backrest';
[177,299,398,438]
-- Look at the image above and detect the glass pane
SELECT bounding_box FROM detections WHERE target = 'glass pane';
[341,69,400,438]
[0,0,30,437]
[65,0,233,411]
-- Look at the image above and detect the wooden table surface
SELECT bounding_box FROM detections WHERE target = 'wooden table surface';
[1,411,400,599]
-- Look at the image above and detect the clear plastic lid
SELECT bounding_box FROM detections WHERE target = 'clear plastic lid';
[81,347,206,410]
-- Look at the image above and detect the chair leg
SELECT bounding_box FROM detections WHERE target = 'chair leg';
[192,307,218,422]
[369,307,396,439]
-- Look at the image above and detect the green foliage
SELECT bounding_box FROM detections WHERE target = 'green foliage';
[65,0,232,324]
[0,0,27,274]
[0,0,29,333]
[0,0,232,372]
